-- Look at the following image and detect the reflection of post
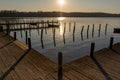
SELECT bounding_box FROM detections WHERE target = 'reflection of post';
[73,22,76,42]
[41,29,44,49]
[87,25,90,39]
[69,22,71,32]
[81,26,84,41]
[63,23,66,44]
[53,29,56,47]
[98,24,101,37]
[92,24,94,38]
[105,24,108,35]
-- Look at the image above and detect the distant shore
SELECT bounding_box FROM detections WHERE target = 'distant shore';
[0,10,120,17]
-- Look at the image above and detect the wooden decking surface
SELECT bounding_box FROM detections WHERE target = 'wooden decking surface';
[0,32,120,80]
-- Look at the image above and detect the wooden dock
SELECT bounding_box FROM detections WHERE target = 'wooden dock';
[0,32,120,80]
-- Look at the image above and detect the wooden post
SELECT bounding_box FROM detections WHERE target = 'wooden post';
[98,24,101,37]
[87,25,90,39]
[0,26,3,32]
[63,23,66,44]
[109,37,114,49]
[6,21,10,35]
[52,20,54,26]
[69,22,71,32]
[105,24,108,35]
[81,25,84,41]
[14,32,16,40]
[53,29,56,47]
[41,29,44,49]
[58,52,63,80]
[28,38,31,49]
[92,24,94,38]
[73,23,76,42]
[90,43,95,58]
[26,31,28,44]
[81,25,84,34]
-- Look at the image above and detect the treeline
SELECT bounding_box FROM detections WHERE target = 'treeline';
[0,10,120,17]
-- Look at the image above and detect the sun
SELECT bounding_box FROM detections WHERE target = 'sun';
[58,0,65,5]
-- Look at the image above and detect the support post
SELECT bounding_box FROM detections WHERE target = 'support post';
[14,32,16,40]
[0,26,3,32]
[105,24,108,35]
[26,31,28,44]
[90,43,95,58]
[28,38,31,49]
[58,52,63,80]
[109,37,114,49]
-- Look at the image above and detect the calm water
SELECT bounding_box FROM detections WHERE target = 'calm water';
[6,17,120,63]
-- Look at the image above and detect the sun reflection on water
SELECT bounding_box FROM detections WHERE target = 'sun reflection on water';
[58,17,65,35]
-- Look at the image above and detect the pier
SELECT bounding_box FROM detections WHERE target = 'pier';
[0,32,120,80]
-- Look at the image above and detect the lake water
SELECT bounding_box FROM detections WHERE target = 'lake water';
[5,17,120,63]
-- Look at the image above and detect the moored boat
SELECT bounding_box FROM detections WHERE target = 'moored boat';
[114,28,120,33]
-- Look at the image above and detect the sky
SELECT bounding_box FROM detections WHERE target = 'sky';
[0,0,120,13]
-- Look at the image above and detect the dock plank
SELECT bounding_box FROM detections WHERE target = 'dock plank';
[0,32,120,80]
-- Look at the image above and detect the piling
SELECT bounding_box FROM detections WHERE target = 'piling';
[63,23,66,44]
[81,25,84,34]
[58,52,63,80]
[28,38,31,49]
[53,29,56,47]
[14,32,17,40]
[69,22,71,32]
[105,24,108,35]
[109,37,114,49]
[98,24,101,37]
[73,22,76,42]
[90,43,95,58]
[41,29,44,49]
[92,24,94,37]
[0,26,3,32]
[26,31,28,44]
[87,25,90,39]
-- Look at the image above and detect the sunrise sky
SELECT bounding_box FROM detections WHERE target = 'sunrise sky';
[0,0,120,13]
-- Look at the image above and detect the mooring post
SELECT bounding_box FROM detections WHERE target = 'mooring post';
[53,29,56,47]
[98,24,101,37]
[6,21,10,35]
[73,23,76,42]
[81,25,84,34]
[58,52,63,80]
[87,25,90,39]
[41,29,44,49]
[105,24,108,35]
[90,43,95,58]
[28,38,31,50]
[0,26,3,32]
[69,22,71,32]
[92,24,94,38]
[109,37,114,49]
[14,32,16,40]
[63,23,66,44]
[26,31,28,44]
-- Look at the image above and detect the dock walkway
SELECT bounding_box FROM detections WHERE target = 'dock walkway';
[0,32,120,80]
